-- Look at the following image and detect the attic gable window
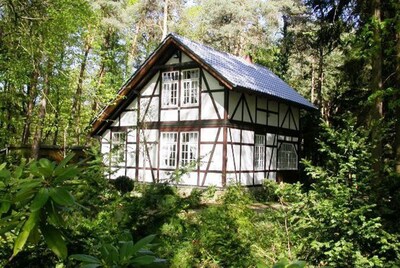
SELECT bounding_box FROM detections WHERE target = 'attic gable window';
[161,69,199,108]
[162,71,179,107]
[182,69,199,106]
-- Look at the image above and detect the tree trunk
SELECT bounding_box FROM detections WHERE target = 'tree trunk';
[369,0,383,173]
[32,62,52,159]
[162,0,168,40]
[393,6,400,173]
[22,69,39,145]
[70,41,91,145]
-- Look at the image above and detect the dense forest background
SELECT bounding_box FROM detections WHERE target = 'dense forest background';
[0,0,400,267]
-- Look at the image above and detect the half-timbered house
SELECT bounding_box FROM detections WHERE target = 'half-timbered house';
[91,33,315,187]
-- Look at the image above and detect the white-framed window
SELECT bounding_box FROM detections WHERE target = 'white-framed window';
[277,143,298,170]
[180,132,198,165]
[181,69,199,106]
[162,71,179,107]
[254,134,265,170]
[160,132,178,168]
[111,132,126,164]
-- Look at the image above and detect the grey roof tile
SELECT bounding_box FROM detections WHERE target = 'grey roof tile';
[171,33,315,109]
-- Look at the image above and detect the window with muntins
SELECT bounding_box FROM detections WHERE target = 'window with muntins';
[182,69,199,106]
[254,134,265,170]
[162,71,179,107]
[111,132,126,164]
[161,132,178,168]
[277,143,298,170]
[180,132,198,166]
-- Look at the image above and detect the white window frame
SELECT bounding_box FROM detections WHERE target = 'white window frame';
[254,134,265,170]
[161,71,179,107]
[160,132,178,168]
[111,132,126,164]
[180,132,198,166]
[277,143,298,170]
[181,69,199,106]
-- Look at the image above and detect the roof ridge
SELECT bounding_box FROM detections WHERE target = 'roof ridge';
[169,33,279,77]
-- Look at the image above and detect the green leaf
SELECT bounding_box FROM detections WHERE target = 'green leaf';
[0,163,6,171]
[54,167,80,184]
[131,234,156,255]
[54,153,75,171]
[49,187,75,206]
[70,254,101,264]
[273,258,289,268]
[30,188,49,211]
[81,264,102,268]
[287,260,306,268]
[131,255,156,265]
[42,225,68,259]
[12,210,40,257]
[119,241,134,261]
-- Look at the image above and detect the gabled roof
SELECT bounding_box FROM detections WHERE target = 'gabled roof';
[91,33,315,136]
[171,33,315,109]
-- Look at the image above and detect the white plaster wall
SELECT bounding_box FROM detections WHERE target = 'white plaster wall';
[140,129,159,143]
[254,172,265,185]
[126,168,135,179]
[291,107,299,130]
[245,94,256,123]
[180,108,199,121]
[141,73,159,96]
[180,172,198,185]
[127,99,138,110]
[258,97,267,109]
[140,97,159,122]
[240,145,253,171]
[203,71,222,90]
[242,130,254,144]
[268,101,278,112]
[268,113,278,127]
[110,168,126,179]
[280,103,289,128]
[199,144,222,170]
[111,119,119,127]
[240,173,253,185]
[181,53,193,63]
[228,128,241,143]
[102,130,111,143]
[201,128,222,142]
[126,144,136,167]
[138,170,154,183]
[228,91,241,120]
[266,133,276,146]
[226,144,240,172]
[265,172,276,181]
[256,110,267,125]
[160,109,178,121]
[120,111,137,126]
[201,92,223,120]
[101,143,110,166]
[166,55,179,65]
[201,172,222,187]
[266,147,277,170]
[127,129,136,143]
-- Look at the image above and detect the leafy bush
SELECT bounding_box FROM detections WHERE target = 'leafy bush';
[291,120,400,267]
[111,175,134,194]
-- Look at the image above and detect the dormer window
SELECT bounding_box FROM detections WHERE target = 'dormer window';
[161,69,199,108]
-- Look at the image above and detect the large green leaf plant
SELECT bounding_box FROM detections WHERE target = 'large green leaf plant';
[0,154,79,261]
